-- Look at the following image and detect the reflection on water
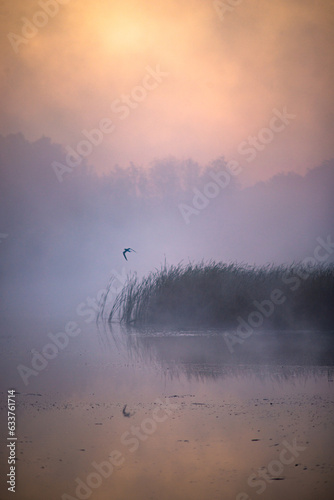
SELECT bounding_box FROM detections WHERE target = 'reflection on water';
[103,324,334,384]
[0,318,334,500]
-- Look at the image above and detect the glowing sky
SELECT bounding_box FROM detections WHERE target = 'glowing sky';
[1,0,334,183]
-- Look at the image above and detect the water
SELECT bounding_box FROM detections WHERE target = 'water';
[0,316,333,500]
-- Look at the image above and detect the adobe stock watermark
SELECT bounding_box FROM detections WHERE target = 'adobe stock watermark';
[51,65,169,183]
[224,234,334,353]
[236,438,306,499]
[178,159,242,224]
[7,0,70,54]
[213,0,243,21]
[16,268,127,386]
[237,107,296,162]
[61,397,179,500]
[178,106,296,225]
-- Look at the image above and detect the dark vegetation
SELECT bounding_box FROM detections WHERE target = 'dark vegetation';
[1,134,334,317]
[100,261,334,330]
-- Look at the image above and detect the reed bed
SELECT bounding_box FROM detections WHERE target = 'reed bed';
[100,261,334,329]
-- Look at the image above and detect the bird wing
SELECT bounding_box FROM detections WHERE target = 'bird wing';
[129,248,136,252]
[123,250,128,260]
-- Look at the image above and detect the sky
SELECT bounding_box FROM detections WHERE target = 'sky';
[0,0,334,317]
[1,0,334,185]
[1,132,333,316]
[1,6,333,498]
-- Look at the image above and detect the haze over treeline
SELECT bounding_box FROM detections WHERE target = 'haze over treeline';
[0,133,333,316]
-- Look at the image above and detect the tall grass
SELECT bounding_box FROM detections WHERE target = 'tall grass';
[101,261,334,330]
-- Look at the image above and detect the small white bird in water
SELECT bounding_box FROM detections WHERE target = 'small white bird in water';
[123,248,136,261]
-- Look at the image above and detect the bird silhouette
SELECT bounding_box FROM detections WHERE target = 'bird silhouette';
[122,404,131,417]
[123,248,136,260]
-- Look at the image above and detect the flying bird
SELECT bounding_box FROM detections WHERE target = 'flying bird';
[123,248,136,260]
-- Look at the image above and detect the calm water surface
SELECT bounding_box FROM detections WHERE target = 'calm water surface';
[0,316,333,500]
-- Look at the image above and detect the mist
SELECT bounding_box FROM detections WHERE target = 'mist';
[0,133,333,318]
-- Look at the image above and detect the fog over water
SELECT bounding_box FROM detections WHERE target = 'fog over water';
[1,2,334,498]
[1,316,333,500]
[0,133,333,318]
